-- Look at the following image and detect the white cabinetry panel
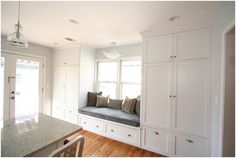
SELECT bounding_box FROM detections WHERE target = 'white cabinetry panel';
[52,67,66,107]
[65,66,79,108]
[144,35,173,62]
[143,63,172,129]
[174,28,210,60]
[173,60,210,137]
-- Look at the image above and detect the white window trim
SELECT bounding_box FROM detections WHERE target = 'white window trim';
[95,57,141,99]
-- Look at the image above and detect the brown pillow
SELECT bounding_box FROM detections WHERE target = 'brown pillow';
[96,95,109,107]
[121,97,137,114]
[87,92,102,106]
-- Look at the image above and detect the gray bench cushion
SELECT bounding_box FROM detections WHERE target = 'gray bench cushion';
[79,106,140,127]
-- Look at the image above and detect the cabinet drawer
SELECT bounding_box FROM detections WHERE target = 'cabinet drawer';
[80,116,104,134]
[142,127,169,154]
[106,124,139,145]
[173,135,209,156]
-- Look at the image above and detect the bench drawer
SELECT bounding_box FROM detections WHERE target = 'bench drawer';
[106,123,139,145]
[80,116,104,134]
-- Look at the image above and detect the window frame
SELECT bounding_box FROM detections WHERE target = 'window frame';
[95,57,141,99]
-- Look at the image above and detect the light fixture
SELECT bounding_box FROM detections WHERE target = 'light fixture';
[103,42,122,59]
[64,37,75,42]
[6,0,28,48]
[169,16,180,22]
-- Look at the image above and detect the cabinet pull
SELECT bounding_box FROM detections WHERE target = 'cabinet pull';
[154,131,159,135]
[169,95,172,98]
[173,95,176,98]
[83,121,86,124]
[128,134,132,137]
[173,56,177,58]
[170,56,173,58]
[96,125,99,128]
[111,129,114,132]
[185,139,194,143]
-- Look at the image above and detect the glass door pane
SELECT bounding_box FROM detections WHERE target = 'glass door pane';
[15,58,40,118]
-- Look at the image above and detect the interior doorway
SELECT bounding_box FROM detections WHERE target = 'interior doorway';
[222,26,235,156]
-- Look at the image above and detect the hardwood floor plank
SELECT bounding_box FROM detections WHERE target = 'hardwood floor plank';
[67,130,164,157]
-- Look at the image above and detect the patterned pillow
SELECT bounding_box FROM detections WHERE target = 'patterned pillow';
[87,92,102,106]
[108,98,123,110]
[96,95,109,107]
[121,97,137,114]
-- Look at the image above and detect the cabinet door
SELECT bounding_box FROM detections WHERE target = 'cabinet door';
[52,67,66,107]
[53,50,66,66]
[64,108,78,124]
[144,35,173,62]
[66,48,80,65]
[52,106,64,120]
[173,60,210,137]
[143,63,172,129]
[174,28,210,60]
[65,66,79,108]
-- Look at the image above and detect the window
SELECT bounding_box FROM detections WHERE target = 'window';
[96,59,141,99]
[97,62,118,98]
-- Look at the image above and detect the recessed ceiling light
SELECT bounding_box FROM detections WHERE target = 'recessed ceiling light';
[69,19,79,25]
[169,16,180,22]
[64,37,75,42]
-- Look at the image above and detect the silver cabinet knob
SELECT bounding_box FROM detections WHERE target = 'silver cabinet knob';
[96,125,99,128]
[111,129,114,132]
[128,134,132,137]
[154,131,159,135]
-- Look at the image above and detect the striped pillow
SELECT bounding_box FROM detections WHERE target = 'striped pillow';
[96,95,109,107]
[121,97,137,114]
[108,98,123,110]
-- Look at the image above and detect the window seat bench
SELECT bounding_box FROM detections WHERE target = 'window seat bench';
[79,106,140,127]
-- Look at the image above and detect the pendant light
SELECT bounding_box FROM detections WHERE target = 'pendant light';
[6,0,28,48]
[103,42,122,59]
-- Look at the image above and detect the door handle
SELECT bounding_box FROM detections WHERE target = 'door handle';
[10,96,15,100]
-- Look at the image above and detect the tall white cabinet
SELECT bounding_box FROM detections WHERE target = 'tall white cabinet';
[52,45,95,124]
[141,27,211,156]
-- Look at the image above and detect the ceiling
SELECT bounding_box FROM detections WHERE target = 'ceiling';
[1,1,224,48]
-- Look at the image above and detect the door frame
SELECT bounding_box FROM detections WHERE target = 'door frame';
[1,49,46,118]
[219,19,235,156]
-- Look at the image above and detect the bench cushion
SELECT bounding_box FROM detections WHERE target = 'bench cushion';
[79,106,140,127]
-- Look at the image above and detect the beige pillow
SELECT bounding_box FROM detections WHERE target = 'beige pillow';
[96,95,109,107]
[121,97,137,114]
[108,98,123,110]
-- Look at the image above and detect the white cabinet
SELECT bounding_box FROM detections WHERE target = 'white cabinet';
[141,27,211,156]
[173,135,209,157]
[174,28,210,60]
[143,63,172,129]
[173,60,210,137]
[144,35,173,62]
[142,127,169,155]
[52,45,95,124]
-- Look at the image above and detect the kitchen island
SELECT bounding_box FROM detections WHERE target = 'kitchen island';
[1,113,82,157]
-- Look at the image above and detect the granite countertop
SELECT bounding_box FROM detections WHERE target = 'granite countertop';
[1,113,82,157]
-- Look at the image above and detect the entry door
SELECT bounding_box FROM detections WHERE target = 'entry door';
[1,52,44,120]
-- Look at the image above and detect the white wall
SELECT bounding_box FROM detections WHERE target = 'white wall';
[96,43,142,60]
[1,35,53,115]
[211,2,235,156]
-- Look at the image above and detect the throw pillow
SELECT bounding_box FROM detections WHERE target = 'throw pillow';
[108,98,123,110]
[96,95,109,107]
[135,96,141,116]
[87,91,102,106]
[121,97,137,114]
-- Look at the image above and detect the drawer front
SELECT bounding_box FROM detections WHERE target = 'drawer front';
[80,116,104,134]
[106,124,139,145]
[174,135,209,157]
[142,127,169,154]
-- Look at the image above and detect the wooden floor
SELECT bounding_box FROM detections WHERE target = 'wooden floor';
[67,130,164,157]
